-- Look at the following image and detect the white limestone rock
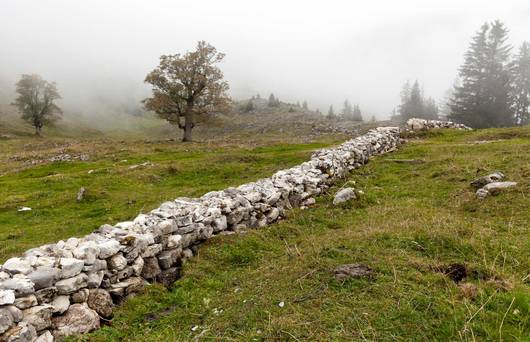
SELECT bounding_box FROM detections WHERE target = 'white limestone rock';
[22,305,53,331]
[333,188,357,205]
[13,294,37,309]
[55,273,88,295]
[51,304,100,338]
[59,258,84,279]
[98,240,121,259]
[51,295,70,314]
[0,289,15,305]
[0,275,35,296]
[3,258,32,275]
[108,253,127,271]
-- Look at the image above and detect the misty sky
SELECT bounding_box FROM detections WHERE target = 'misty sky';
[1,0,529,119]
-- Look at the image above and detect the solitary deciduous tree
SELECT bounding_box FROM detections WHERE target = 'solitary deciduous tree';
[12,74,61,136]
[143,41,230,142]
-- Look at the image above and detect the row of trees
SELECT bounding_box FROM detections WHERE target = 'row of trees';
[449,21,530,127]
[327,100,363,121]
[398,80,438,120]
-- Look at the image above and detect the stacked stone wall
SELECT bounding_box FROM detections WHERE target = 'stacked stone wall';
[1,127,404,340]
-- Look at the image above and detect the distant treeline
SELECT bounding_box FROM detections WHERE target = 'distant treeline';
[394,20,530,128]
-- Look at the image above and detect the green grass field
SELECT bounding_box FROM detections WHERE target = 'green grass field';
[80,126,530,341]
[0,132,344,261]
[2,124,529,341]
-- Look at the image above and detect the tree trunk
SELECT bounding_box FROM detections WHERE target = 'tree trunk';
[35,125,42,136]
[182,112,193,142]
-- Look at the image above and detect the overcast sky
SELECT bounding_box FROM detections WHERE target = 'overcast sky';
[1,0,529,119]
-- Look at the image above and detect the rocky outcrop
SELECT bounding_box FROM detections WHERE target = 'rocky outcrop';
[0,124,457,339]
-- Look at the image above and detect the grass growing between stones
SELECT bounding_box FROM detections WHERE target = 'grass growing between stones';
[83,126,530,341]
[0,135,344,261]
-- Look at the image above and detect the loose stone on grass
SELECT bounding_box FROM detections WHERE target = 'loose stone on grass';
[334,264,375,281]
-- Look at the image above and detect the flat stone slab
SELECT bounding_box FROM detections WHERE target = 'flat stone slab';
[334,264,375,281]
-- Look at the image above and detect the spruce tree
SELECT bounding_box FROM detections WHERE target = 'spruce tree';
[352,104,363,121]
[424,97,439,120]
[341,99,353,120]
[327,105,335,120]
[449,21,514,127]
[512,41,530,125]
[268,93,276,107]
[302,100,308,110]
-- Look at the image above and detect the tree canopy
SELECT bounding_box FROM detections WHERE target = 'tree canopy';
[449,21,513,128]
[12,74,62,135]
[143,41,230,141]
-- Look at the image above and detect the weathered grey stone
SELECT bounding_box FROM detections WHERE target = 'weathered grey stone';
[87,271,104,288]
[117,267,134,280]
[27,268,59,290]
[131,257,144,276]
[98,240,121,259]
[59,258,84,279]
[55,273,88,295]
[87,289,113,318]
[13,294,37,309]
[35,330,54,342]
[71,288,89,303]
[141,244,163,258]
[107,253,127,271]
[167,235,182,249]
[4,306,23,323]
[212,216,228,233]
[83,259,107,273]
[22,305,53,331]
[334,264,375,281]
[52,304,100,338]
[3,258,32,275]
[73,243,99,265]
[333,188,357,205]
[1,321,37,342]
[141,257,161,280]
[475,188,489,199]
[0,276,34,296]
[471,172,505,188]
[51,296,70,314]
[0,307,14,334]
[111,277,145,296]
[34,287,57,304]
[266,207,280,223]
[0,289,15,305]
[158,249,180,269]
[483,181,517,194]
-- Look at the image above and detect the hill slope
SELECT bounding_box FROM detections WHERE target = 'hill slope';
[85,126,530,341]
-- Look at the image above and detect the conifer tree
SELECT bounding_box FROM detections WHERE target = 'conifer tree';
[352,104,363,121]
[302,100,308,110]
[327,105,335,120]
[512,41,530,125]
[449,21,514,127]
[268,93,276,107]
[341,99,353,120]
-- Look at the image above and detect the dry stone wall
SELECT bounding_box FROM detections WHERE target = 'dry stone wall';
[407,118,472,131]
[1,127,405,340]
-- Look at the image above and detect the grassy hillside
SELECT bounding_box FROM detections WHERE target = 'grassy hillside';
[77,126,529,341]
[0,129,345,261]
